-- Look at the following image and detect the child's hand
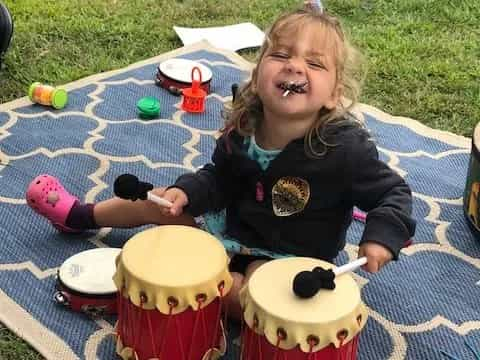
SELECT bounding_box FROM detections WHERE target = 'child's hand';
[152,187,189,216]
[358,242,393,273]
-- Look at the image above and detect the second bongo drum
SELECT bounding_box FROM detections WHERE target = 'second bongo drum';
[240,257,367,359]
[464,122,480,239]
[114,225,233,360]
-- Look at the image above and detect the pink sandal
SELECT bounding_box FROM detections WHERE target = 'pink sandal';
[26,174,80,233]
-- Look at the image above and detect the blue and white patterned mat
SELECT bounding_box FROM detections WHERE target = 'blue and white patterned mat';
[0,41,479,360]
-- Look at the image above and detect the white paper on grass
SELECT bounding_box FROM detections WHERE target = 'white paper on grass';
[173,22,265,52]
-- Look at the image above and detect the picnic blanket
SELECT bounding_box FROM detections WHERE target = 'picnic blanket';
[0,41,479,360]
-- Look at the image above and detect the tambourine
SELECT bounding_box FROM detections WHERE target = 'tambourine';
[155,58,212,95]
[54,248,121,317]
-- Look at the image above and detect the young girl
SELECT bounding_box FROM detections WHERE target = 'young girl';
[26,2,415,319]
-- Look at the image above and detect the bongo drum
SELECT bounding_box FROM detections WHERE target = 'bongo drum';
[464,122,480,239]
[54,248,121,317]
[155,58,213,95]
[114,225,233,360]
[240,257,367,360]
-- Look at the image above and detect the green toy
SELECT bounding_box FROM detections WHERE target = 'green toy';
[137,97,161,119]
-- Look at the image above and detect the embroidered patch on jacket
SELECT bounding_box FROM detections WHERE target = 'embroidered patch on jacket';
[272,177,310,216]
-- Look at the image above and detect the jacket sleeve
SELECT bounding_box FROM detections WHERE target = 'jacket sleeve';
[348,129,416,259]
[171,136,232,217]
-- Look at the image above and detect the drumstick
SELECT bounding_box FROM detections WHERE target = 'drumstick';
[113,174,172,208]
[292,257,368,298]
[333,257,367,276]
[146,191,173,208]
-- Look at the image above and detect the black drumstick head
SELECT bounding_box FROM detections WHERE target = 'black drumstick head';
[293,271,321,298]
[114,174,153,201]
[292,266,336,299]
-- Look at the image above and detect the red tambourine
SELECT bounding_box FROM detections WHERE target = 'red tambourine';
[155,58,212,95]
[54,248,121,317]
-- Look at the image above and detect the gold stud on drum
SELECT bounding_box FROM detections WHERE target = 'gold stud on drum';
[196,293,207,303]
[253,313,259,328]
[337,329,349,341]
[167,296,178,308]
[276,327,288,341]
[139,292,148,304]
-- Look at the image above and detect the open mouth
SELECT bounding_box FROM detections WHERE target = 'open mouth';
[277,81,309,97]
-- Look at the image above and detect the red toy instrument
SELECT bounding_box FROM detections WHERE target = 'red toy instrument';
[54,248,120,317]
[240,257,368,360]
[181,66,207,113]
[114,226,233,360]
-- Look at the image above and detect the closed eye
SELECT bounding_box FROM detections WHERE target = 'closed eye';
[307,61,327,70]
[269,52,289,60]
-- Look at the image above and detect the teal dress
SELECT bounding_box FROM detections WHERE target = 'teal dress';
[200,136,291,259]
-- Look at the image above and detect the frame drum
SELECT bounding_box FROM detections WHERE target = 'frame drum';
[54,248,121,317]
[155,58,212,95]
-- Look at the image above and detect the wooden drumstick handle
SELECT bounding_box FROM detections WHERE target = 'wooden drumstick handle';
[147,192,173,208]
[333,257,367,276]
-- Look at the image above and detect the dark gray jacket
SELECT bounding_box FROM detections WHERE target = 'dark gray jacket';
[174,122,416,261]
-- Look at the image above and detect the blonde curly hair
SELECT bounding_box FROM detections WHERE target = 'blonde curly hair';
[223,8,365,156]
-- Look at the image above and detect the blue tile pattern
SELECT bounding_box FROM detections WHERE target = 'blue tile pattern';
[0,44,479,360]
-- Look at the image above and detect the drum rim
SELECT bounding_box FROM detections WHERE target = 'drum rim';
[156,70,210,86]
[56,274,117,299]
[158,58,213,84]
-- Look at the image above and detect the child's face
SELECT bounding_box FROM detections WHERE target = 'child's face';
[255,24,340,121]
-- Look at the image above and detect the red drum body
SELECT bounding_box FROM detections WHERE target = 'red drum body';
[54,248,121,317]
[117,296,224,360]
[155,58,212,95]
[241,326,360,360]
[240,258,367,360]
[114,226,233,360]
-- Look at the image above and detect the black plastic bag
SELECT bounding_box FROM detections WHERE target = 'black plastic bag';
[0,2,13,66]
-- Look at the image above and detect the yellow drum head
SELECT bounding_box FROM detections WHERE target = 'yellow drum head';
[241,257,367,352]
[114,225,232,313]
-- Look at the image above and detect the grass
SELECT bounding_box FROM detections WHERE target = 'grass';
[0,323,43,359]
[1,0,479,136]
[0,0,478,358]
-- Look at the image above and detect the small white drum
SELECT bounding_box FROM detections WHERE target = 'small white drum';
[114,225,233,360]
[54,248,121,317]
[155,58,213,95]
[240,257,368,360]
